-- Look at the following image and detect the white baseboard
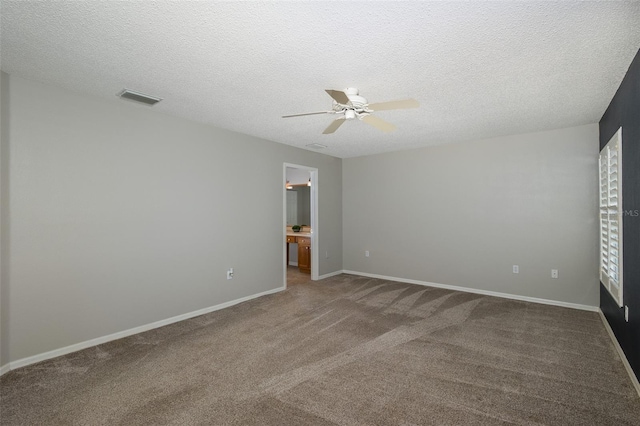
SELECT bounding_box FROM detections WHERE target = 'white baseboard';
[342,270,598,312]
[0,363,9,376]
[598,309,640,398]
[288,261,298,266]
[4,286,286,374]
[317,270,345,280]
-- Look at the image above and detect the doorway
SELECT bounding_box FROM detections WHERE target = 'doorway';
[283,163,319,288]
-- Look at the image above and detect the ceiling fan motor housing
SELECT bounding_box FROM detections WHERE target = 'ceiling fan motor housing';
[344,88,368,109]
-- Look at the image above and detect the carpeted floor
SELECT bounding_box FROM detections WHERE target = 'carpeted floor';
[287,265,312,286]
[1,274,639,425]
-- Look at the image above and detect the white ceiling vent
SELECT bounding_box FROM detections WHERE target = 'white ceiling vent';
[306,143,327,150]
[117,89,162,106]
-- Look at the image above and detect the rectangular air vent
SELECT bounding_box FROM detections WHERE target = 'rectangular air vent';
[117,89,162,106]
[306,143,327,150]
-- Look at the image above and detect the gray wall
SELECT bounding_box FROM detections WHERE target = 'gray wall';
[1,71,10,368]
[4,74,342,362]
[343,124,600,307]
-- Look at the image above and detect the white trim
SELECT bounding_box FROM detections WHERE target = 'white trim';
[0,363,9,376]
[282,165,288,288]
[4,286,285,373]
[283,163,319,286]
[342,270,598,312]
[317,270,344,280]
[598,309,640,398]
[310,169,319,282]
[288,261,298,267]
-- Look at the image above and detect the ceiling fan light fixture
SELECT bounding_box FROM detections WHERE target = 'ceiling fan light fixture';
[345,110,356,120]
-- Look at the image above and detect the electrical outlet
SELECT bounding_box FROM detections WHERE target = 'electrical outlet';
[625,306,629,322]
[551,269,558,279]
[365,250,370,257]
[512,265,519,274]
[227,268,234,280]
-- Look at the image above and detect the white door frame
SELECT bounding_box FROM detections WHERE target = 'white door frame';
[283,163,319,286]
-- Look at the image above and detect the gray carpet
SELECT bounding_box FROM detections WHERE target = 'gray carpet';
[1,274,639,425]
[287,265,311,287]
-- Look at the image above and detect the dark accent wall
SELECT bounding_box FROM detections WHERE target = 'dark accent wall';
[599,48,640,379]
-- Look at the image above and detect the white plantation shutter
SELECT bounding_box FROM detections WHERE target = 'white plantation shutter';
[599,128,623,307]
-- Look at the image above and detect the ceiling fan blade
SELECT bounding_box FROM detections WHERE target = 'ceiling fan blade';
[282,111,331,118]
[361,114,396,133]
[322,118,346,134]
[367,98,419,111]
[325,89,350,104]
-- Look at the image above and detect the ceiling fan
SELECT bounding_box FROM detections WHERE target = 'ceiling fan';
[282,88,419,134]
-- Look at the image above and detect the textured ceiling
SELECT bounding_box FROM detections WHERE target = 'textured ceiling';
[2,1,640,158]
